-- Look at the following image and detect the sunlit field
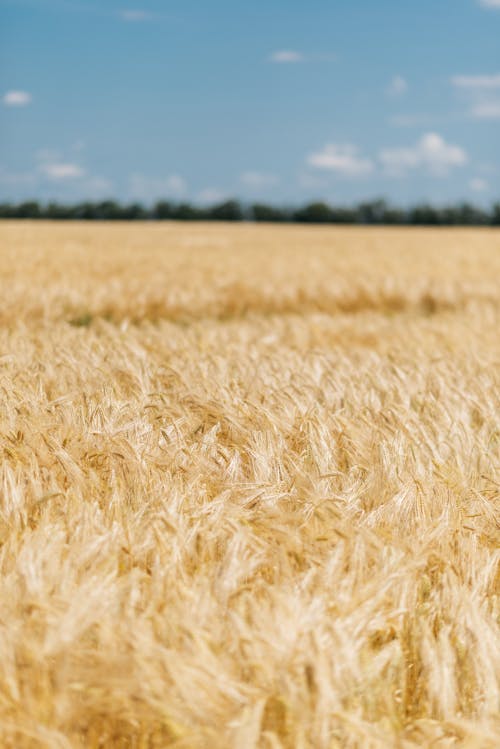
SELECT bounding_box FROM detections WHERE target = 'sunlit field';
[0,221,498,748]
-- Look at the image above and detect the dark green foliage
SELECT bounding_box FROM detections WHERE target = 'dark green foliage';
[407,204,442,226]
[0,198,498,225]
[357,200,392,225]
[16,201,42,219]
[172,203,206,221]
[328,206,358,224]
[152,201,173,220]
[454,203,489,226]
[121,203,147,221]
[251,204,289,222]
[293,202,334,223]
[93,201,125,220]
[72,202,98,220]
[45,202,74,220]
[207,200,243,221]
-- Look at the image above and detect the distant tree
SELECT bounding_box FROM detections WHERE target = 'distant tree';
[329,206,357,224]
[293,202,334,223]
[379,206,406,225]
[94,201,123,220]
[356,199,390,224]
[455,203,488,226]
[0,203,14,218]
[121,203,147,220]
[251,203,288,222]
[16,201,42,219]
[439,206,459,226]
[0,198,498,224]
[153,201,173,220]
[207,200,243,221]
[173,203,206,220]
[45,202,74,219]
[72,202,96,220]
[408,204,442,226]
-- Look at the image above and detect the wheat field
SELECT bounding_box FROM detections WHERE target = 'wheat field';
[0,221,498,748]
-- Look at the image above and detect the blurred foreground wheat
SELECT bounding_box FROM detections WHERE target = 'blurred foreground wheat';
[0,222,498,748]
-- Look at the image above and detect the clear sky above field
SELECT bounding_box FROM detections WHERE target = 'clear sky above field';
[0,0,499,206]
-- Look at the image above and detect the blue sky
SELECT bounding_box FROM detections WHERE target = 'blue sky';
[1,0,499,205]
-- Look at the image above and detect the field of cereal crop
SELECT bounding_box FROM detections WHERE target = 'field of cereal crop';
[0,221,499,748]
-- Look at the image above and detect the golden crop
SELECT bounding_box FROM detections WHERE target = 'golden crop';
[0,221,499,748]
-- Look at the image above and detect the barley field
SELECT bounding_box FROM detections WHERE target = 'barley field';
[0,221,499,748]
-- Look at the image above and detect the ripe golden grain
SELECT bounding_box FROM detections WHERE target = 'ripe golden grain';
[0,222,499,748]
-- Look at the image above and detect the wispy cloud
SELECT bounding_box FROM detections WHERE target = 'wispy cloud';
[307,144,374,177]
[36,148,85,180]
[119,9,152,22]
[240,171,279,188]
[451,73,500,121]
[269,50,305,64]
[298,173,329,190]
[386,75,408,96]
[379,132,467,176]
[197,188,227,204]
[36,147,97,183]
[470,100,500,119]
[75,176,112,197]
[478,0,500,8]
[452,73,500,89]
[470,177,489,192]
[3,90,32,107]
[268,50,335,64]
[128,174,187,201]
[1,145,112,199]
[40,162,85,180]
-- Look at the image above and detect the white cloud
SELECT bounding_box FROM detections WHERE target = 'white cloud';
[0,148,112,198]
[470,100,500,119]
[379,132,467,176]
[269,50,304,63]
[40,162,85,180]
[451,74,500,120]
[307,144,374,177]
[36,149,85,180]
[240,171,279,188]
[478,0,500,8]
[164,175,186,196]
[470,177,488,192]
[380,147,420,173]
[120,9,152,21]
[452,74,500,89]
[128,174,187,200]
[83,176,114,197]
[197,188,227,204]
[387,75,408,96]
[298,173,329,190]
[35,147,84,180]
[3,90,32,107]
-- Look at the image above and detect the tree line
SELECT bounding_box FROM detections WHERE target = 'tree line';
[1,198,499,225]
